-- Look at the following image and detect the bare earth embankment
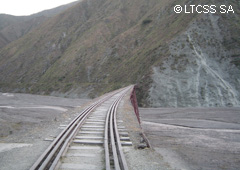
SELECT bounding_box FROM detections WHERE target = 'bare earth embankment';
[140,107,240,170]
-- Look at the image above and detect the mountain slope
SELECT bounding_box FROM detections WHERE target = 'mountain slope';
[0,0,239,107]
[0,1,78,49]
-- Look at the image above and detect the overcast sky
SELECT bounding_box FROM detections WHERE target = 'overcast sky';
[0,0,78,16]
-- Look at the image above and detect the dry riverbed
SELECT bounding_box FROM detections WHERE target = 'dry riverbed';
[0,92,90,170]
[0,91,170,170]
[1,92,239,170]
[140,107,240,170]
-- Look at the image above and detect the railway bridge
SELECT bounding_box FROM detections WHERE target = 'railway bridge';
[30,85,151,170]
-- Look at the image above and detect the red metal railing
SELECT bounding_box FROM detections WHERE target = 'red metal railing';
[130,85,140,123]
[130,85,152,148]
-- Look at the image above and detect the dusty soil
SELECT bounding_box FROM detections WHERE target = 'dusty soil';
[140,107,240,170]
[0,92,90,170]
[2,91,239,170]
[0,90,170,170]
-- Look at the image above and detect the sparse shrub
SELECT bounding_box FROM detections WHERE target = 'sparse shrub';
[111,83,122,90]
[142,19,152,25]
[63,83,72,92]
[181,43,185,49]
[58,76,65,82]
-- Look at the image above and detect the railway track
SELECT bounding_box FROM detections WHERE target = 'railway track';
[30,86,133,170]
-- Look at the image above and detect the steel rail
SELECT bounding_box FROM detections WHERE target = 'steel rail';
[113,96,129,170]
[105,87,131,170]
[30,88,124,170]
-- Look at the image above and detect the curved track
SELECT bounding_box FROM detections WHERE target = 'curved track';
[30,86,132,170]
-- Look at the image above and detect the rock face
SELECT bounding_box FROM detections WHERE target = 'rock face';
[148,13,240,107]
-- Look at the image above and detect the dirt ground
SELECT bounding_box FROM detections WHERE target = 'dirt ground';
[0,90,169,170]
[140,107,240,170]
[0,92,90,170]
[0,89,168,170]
[0,92,91,139]
[1,92,240,170]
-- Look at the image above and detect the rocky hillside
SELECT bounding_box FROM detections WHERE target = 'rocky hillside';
[0,0,239,107]
[0,1,78,49]
[147,1,240,107]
